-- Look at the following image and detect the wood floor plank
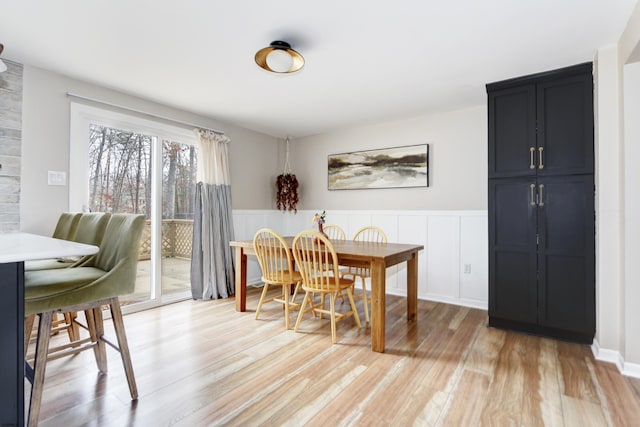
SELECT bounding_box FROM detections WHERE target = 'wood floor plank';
[556,340,601,404]
[479,332,527,426]
[591,359,640,426]
[561,395,608,427]
[464,321,506,376]
[438,370,490,426]
[27,288,640,426]
[358,325,455,424]
[532,337,564,426]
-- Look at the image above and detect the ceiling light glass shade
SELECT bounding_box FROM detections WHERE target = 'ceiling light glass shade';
[266,49,293,72]
[255,41,304,74]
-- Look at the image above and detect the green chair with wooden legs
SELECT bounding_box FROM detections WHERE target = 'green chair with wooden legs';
[24,214,144,427]
[25,212,82,271]
[25,212,112,344]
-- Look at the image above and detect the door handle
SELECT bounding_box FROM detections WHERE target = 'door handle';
[538,184,544,206]
[538,147,544,169]
[529,147,535,170]
[530,184,536,206]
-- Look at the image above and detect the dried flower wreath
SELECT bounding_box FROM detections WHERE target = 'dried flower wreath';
[276,138,299,212]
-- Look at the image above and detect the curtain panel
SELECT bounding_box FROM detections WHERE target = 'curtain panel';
[191,129,235,300]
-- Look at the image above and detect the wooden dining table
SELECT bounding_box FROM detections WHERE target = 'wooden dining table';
[229,237,424,353]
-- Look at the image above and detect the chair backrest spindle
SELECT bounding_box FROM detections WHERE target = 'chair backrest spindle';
[353,225,387,244]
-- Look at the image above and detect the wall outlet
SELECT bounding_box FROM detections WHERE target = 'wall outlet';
[463,264,471,274]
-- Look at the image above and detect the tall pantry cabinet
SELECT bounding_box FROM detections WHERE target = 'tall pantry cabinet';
[486,63,595,343]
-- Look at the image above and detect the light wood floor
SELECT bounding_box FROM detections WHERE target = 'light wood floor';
[29,287,640,426]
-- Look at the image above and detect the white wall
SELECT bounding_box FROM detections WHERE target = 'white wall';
[623,61,640,368]
[591,0,640,378]
[593,47,625,359]
[289,105,487,211]
[20,65,279,235]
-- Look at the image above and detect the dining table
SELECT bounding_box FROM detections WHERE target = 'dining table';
[229,236,424,353]
[0,232,98,426]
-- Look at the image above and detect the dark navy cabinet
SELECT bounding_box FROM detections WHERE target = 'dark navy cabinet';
[487,63,595,343]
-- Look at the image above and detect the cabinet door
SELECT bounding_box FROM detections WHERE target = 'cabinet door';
[536,73,594,176]
[488,85,536,178]
[489,178,538,322]
[537,175,595,335]
[0,262,24,426]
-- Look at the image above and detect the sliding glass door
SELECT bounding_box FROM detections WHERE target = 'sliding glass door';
[71,103,197,312]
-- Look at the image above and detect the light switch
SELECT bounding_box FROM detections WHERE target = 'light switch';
[48,171,67,186]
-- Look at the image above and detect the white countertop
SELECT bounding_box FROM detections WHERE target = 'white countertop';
[0,232,99,263]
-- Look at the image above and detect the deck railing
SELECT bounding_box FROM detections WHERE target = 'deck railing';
[139,219,193,260]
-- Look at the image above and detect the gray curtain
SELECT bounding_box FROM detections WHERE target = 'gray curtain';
[191,129,235,299]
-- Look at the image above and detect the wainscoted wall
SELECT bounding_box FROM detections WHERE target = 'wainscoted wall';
[232,209,488,309]
[0,60,22,232]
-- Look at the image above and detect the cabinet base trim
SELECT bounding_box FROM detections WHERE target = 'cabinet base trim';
[489,316,594,344]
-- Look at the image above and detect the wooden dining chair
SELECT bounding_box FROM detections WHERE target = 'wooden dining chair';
[323,224,346,240]
[292,230,361,344]
[253,228,303,329]
[341,225,388,324]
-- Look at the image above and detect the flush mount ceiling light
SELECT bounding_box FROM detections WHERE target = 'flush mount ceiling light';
[0,44,7,73]
[255,41,304,74]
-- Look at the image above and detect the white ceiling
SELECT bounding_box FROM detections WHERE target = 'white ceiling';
[0,1,636,138]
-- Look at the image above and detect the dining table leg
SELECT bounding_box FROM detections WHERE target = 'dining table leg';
[235,247,247,312]
[370,259,386,352]
[407,251,418,321]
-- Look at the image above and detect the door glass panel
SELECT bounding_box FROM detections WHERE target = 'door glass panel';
[88,124,152,305]
[161,140,197,297]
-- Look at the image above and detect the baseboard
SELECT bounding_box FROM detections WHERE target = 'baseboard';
[591,339,640,379]
[384,288,488,310]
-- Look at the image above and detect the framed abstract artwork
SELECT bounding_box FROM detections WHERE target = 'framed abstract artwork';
[328,144,429,190]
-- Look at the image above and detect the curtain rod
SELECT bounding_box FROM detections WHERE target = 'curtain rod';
[66,92,224,135]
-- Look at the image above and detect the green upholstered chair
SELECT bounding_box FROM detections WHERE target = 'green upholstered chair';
[24,212,112,344]
[52,212,82,240]
[25,212,111,272]
[24,213,144,426]
[25,213,82,271]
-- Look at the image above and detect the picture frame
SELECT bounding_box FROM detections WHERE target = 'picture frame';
[328,144,429,190]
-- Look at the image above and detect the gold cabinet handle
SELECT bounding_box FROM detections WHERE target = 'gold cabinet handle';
[530,184,536,206]
[538,147,544,169]
[530,147,535,169]
[538,184,544,206]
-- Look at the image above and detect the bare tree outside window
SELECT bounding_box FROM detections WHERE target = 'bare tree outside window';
[162,140,197,220]
[88,126,197,220]
[88,125,152,217]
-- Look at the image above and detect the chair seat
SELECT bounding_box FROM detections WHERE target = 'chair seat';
[272,269,302,283]
[24,267,106,315]
[24,258,78,272]
[306,274,354,290]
